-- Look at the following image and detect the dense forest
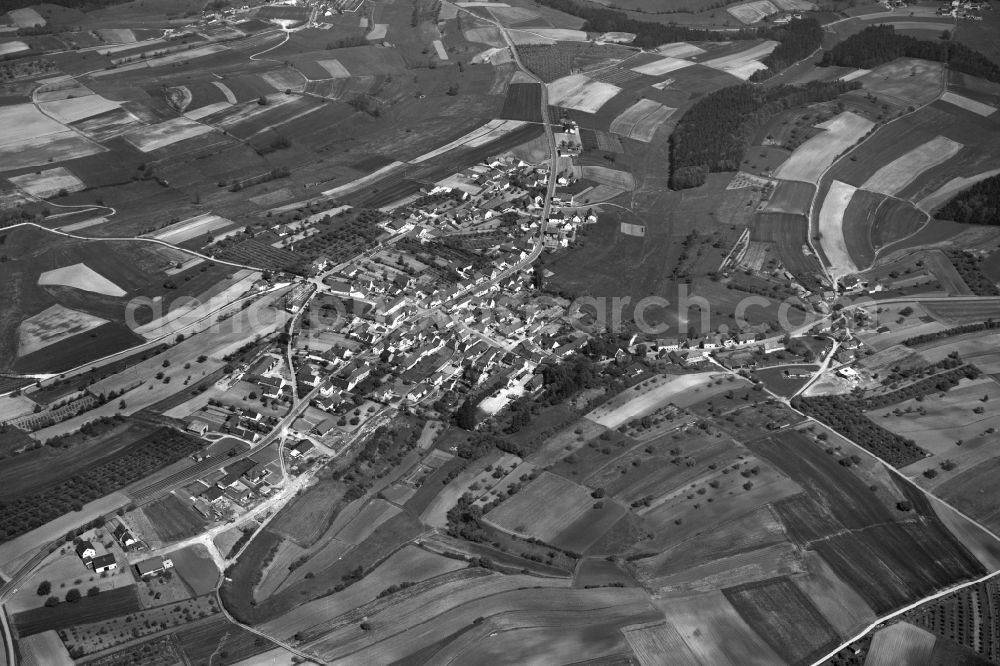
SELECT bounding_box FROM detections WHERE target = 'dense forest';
[532,0,822,54]
[820,25,1000,82]
[751,19,825,81]
[938,174,1000,226]
[669,80,860,189]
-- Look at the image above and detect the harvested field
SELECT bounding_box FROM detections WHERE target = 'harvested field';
[123,117,213,152]
[585,373,723,429]
[630,56,693,76]
[578,165,635,190]
[623,621,701,666]
[8,166,85,199]
[149,214,234,244]
[609,99,675,142]
[727,0,779,24]
[8,7,44,27]
[865,621,937,666]
[0,40,29,55]
[818,180,859,279]
[723,577,840,665]
[940,91,996,117]
[657,42,706,58]
[774,112,875,184]
[858,58,945,107]
[936,456,1000,540]
[38,95,120,124]
[315,59,351,78]
[334,499,400,545]
[763,180,813,215]
[749,212,824,288]
[654,591,784,665]
[484,471,595,543]
[410,119,526,163]
[37,262,126,296]
[547,74,621,113]
[0,103,68,144]
[700,40,777,79]
[18,631,73,666]
[18,304,108,356]
[861,135,963,196]
[0,132,103,172]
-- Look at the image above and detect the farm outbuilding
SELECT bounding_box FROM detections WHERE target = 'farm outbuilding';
[91,554,117,573]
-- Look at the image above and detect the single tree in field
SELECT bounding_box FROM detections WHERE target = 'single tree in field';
[65,588,81,603]
[36,580,51,596]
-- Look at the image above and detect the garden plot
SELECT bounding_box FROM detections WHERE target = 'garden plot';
[700,41,778,79]
[940,91,996,117]
[149,214,234,244]
[547,74,621,113]
[8,167,85,198]
[18,305,109,356]
[123,117,213,152]
[630,56,692,77]
[39,263,127,296]
[818,181,860,278]
[656,42,705,58]
[38,95,121,124]
[410,119,526,163]
[315,59,351,78]
[861,135,963,196]
[727,0,779,24]
[0,41,29,56]
[917,168,1000,213]
[774,112,875,184]
[609,99,676,142]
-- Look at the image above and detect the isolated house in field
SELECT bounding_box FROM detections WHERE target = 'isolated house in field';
[187,420,210,437]
[91,554,117,574]
[76,541,97,562]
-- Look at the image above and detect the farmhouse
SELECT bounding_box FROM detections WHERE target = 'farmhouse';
[91,554,117,574]
[135,556,172,578]
[289,439,314,458]
[76,540,97,562]
[113,524,137,548]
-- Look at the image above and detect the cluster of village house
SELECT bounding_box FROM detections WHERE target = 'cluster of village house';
[72,524,172,579]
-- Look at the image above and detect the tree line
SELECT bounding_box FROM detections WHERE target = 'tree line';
[938,174,1000,226]
[819,25,1000,82]
[670,79,860,189]
[532,0,822,55]
[903,319,999,346]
